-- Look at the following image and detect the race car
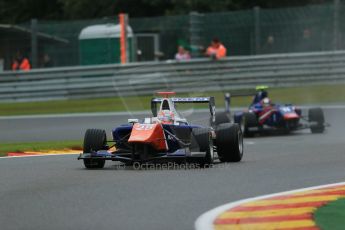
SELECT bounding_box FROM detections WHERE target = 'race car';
[78,92,243,169]
[232,86,326,137]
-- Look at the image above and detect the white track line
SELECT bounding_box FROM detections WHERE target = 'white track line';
[194,181,345,230]
[0,153,79,159]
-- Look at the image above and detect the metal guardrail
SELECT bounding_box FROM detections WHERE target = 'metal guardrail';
[1,51,345,102]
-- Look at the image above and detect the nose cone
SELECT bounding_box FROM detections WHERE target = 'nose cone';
[128,123,168,151]
[283,113,299,120]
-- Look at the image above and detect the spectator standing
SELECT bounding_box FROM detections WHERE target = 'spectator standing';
[206,38,227,60]
[175,46,191,61]
[300,28,314,52]
[12,51,31,71]
[40,54,53,68]
[261,35,277,54]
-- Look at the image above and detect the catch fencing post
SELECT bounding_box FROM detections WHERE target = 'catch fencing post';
[119,13,129,64]
[333,0,340,50]
[30,19,38,68]
[254,7,261,55]
[189,11,204,57]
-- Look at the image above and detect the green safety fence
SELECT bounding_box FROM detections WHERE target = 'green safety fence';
[2,2,344,69]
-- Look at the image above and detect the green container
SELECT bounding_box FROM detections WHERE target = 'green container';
[79,24,133,65]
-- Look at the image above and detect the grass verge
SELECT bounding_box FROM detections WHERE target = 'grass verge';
[0,84,344,116]
[314,197,345,230]
[0,140,82,157]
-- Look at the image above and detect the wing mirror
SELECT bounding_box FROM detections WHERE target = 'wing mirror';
[128,119,139,124]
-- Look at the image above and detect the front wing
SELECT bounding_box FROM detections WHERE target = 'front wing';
[78,148,207,163]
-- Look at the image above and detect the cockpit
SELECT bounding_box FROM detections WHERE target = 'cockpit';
[155,98,187,125]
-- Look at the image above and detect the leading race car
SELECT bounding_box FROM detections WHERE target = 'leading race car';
[232,86,326,137]
[78,92,243,169]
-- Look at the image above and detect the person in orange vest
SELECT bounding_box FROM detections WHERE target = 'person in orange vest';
[12,51,31,71]
[205,38,227,60]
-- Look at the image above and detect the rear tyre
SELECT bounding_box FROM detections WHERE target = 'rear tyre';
[241,112,258,137]
[308,108,325,133]
[191,128,214,166]
[216,123,243,162]
[83,129,107,169]
[212,112,231,126]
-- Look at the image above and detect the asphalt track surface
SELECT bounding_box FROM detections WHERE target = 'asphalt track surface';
[1,108,345,230]
[0,111,150,143]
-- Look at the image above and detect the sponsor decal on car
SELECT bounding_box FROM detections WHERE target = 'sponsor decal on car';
[134,124,155,131]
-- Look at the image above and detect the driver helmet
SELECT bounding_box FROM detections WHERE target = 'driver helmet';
[256,85,269,99]
[262,97,271,107]
[157,110,174,124]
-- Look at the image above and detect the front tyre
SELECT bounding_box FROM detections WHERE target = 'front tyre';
[83,129,107,169]
[308,108,325,134]
[241,112,258,137]
[216,123,243,162]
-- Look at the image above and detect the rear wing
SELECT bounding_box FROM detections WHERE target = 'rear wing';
[224,86,267,111]
[151,97,215,120]
[224,91,256,113]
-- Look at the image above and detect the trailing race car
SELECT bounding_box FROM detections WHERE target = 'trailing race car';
[232,86,326,137]
[78,92,243,169]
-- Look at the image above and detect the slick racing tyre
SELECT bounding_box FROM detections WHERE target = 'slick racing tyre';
[241,112,258,137]
[191,128,214,166]
[83,129,107,169]
[308,108,325,133]
[212,112,231,126]
[216,123,243,162]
